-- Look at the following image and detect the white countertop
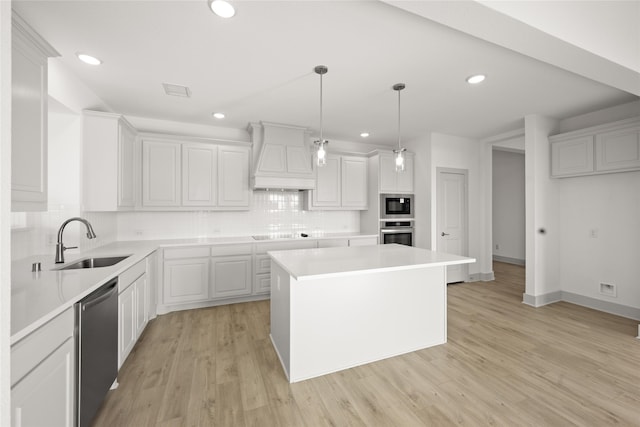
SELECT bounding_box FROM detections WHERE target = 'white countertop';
[268,244,476,281]
[10,233,377,343]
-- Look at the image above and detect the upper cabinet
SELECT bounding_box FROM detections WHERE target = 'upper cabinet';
[11,13,59,211]
[306,154,368,210]
[142,136,250,210]
[550,117,640,178]
[379,152,414,193]
[83,111,137,211]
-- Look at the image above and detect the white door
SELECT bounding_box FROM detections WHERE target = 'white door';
[218,146,250,207]
[142,139,181,207]
[437,169,468,283]
[182,143,217,207]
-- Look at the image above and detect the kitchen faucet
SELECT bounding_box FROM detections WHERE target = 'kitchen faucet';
[55,217,97,263]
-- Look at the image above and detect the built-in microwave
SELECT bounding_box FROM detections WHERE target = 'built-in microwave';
[380,194,413,219]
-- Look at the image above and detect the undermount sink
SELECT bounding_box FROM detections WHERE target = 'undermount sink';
[56,255,131,270]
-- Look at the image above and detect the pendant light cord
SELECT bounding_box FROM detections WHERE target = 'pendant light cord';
[320,71,324,143]
[397,87,401,150]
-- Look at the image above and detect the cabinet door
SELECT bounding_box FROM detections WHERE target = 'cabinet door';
[11,29,49,211]
[341,156,367,208]
[119,283,136,368]
[11,338,74,427]
[551,136,595,177]
[218,146,250,207]
[254,273,271,295]
[312,155,341,207]
[378,153,397,193]
[142,140,181,206]
[182,143,217,206]
[118,121,136,208]
[135,274,149,338]
[211,255,252,299]
[396,154,414,193]
[163,258,209,304]
[595,128,640,172]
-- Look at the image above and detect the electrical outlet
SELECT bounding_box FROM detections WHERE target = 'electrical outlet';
[599,282,616,297]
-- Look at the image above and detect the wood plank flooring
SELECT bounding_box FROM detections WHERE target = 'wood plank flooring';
[92,262,640,426]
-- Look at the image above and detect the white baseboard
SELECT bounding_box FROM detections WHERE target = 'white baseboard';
[156,294,270,315]
[523,291,640,321]
[493,255,525,266]
[522,291,562,307]
[466,271,495,282]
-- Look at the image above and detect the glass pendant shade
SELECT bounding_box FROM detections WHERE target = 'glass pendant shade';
[314,65,329,167]
[393,83,406,173]
[394,148,406,172]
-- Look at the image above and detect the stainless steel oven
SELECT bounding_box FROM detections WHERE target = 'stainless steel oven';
[380,194,413,219]
[380,220,414,246]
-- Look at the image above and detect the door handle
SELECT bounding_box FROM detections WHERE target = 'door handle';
[441,232,450,237]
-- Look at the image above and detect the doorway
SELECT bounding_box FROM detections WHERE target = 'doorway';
[436,168,469,283]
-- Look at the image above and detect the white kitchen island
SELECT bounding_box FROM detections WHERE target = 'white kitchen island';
[268,244,475,383]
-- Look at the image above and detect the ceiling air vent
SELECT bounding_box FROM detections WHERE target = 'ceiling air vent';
[162,83,191,97]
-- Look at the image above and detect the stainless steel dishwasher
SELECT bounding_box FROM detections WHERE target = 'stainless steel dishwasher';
[75,277,118,427]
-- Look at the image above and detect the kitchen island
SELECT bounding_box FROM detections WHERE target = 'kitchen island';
[268,244,475,382]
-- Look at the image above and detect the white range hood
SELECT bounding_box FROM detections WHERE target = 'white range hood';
[249,122,316,190]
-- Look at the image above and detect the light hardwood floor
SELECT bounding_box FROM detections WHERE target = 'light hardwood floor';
[93,262,640,426]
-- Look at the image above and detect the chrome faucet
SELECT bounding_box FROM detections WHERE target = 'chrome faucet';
[55,217,97,264]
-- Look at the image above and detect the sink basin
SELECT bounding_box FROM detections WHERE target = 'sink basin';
[57,255,131,270]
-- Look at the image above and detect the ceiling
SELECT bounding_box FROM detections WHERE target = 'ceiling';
[13,0,639,146]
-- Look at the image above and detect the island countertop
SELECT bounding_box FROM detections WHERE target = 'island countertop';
[268,244,475,281]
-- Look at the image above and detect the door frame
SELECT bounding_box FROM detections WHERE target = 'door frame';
[436,167,469,283]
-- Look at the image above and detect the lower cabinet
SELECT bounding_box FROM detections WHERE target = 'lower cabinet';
[211,255,252,298]
[118,257,151,368]
[11,308,75,427]
[11,339,75,427]
[163,257,210,304]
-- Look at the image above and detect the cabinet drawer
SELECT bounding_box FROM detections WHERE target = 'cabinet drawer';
[254,273,271,294]
[11,308,74,386]
[164,246,210,260]
[318,238,349,248]
[349,237,378,246]
[119,258,146,293]
[256,240,317,254]
[255,254,271,274]
[210,243,253,257]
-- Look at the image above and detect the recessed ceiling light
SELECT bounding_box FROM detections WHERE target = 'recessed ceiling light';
[209,0,235,18]
[76,53,102,65]
[360,132,370,138]
[466,74,486,84]
[212,112,225,119]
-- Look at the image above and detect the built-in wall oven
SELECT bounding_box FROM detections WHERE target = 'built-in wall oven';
[380,194,413,219]
[380,220,414,246]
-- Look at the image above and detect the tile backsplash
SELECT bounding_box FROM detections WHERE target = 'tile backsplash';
[117,191,360,241]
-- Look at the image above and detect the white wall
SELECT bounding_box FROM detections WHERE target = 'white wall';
[558,171,640,312]
[0,1,12,422]
[117,191,360,241]
[492,149,525,262]
[524,114,560,304]
[404,135,431,249]
[430,132,489,278]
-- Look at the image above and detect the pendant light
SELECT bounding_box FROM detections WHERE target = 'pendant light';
[393,83,406,172]
[313,65,329,167]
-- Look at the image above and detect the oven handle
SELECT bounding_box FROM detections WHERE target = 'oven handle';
[380,228,414,233]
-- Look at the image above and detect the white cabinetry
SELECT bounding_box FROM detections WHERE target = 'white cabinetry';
[11,13,59,212]
[142,136,250,209]
[163,247,210,305]
[142,139,181,207]
[253,240,317,294]
[341,156,368,208]
[11,308,74,427]
[318,236,378,248]
[83,111,137,210]
[379,152,414,193]
[306,154,368,210]
[218,146,250,207]
[118,258,150,367]
[311,155,341,207]
[550,118,640,178]
[551,136,594,177]
[182,143,217,207]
